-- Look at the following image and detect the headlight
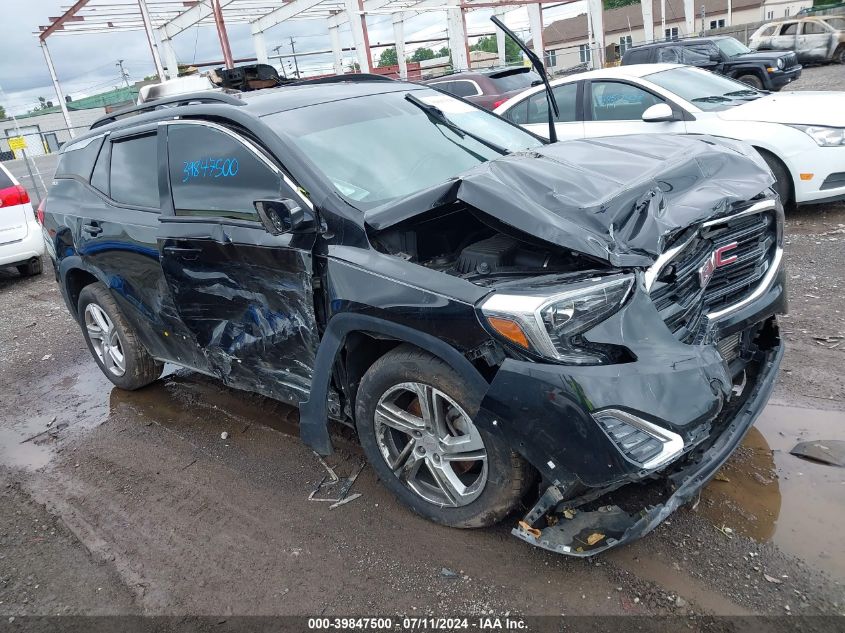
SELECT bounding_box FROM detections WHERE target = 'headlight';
[790,125,845,147]
[479,275,633,364]
[776,57,784,69]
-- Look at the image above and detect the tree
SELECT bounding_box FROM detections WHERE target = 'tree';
[0,104,6,120]
[437,46,450,58]
[470,35,522,63]
[603,0,639,9]
[378,47,398,67]
[410,47,437,62]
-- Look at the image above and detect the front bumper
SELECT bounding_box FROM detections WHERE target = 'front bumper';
[789,145,845,205]
[767,66,801,90]
[473,266,786,556]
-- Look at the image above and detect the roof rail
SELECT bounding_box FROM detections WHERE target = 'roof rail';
[90,92,245,130]
[287,73,395,86]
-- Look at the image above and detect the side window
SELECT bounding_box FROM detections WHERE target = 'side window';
[682,46,713,65]
[110,134,159,209]
[502,98,530,125]
[430,81,454,95]
[90,140,110,194]
[657,46,681,63]
[55,135,104,181]
[759,25,777,37]
[590,82,663,121]
[449,81,480,97]
[624,49,650,64]
[780,22,798,35]
[167,124,283,221]
[803,21,828,34]
[524,83,578,125]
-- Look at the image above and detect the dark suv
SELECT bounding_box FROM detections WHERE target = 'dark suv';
[42,79,785,556]
[622,36,802,91]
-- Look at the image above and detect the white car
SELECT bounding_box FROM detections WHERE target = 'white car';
[0,162,44,276]
[494,63,845,207]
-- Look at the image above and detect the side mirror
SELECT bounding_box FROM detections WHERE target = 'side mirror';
[642,103,677,123]
[254,198,316,235]
[710,53,722,62]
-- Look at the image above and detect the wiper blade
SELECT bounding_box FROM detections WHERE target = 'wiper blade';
[404,93,509,155]
[723,89,760,97]
[691,95,733,103]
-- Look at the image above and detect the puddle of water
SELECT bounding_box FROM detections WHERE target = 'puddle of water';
[700,403,845,581]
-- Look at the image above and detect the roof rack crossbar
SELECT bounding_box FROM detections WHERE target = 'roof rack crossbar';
[90,92,245,129]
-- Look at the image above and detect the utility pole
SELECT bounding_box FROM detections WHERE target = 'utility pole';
[289,37,301,78]
[272,45,288,78]
[116,60,130,88]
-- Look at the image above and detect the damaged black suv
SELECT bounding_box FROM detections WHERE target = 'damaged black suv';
[43,79,785,556]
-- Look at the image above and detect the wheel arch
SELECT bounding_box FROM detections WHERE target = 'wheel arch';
[752,145,795,206]
[299,313,490,456]
[63,265,101,317]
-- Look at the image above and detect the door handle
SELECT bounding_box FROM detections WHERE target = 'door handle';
[163,245,201,260]
[81,222,103,236]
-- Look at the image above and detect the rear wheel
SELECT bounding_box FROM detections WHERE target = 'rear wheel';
[77,283,163,390]
[737,73,764,90]
[834,45,845,65]
[355,346,530,528]
[17,257,42,277]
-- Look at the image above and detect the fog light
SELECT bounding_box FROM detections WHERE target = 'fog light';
[593,409,684,470]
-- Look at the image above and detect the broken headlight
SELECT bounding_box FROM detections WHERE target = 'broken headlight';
[480,275,633,364]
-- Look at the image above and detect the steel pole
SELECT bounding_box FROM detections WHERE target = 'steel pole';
[39,40,75,139]
[137,0,166,80]
[212,0,235,69]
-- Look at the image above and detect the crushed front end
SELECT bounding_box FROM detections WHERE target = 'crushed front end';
[473,197,786,556]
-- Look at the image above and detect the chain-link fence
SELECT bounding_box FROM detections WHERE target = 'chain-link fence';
[0,125,91,162]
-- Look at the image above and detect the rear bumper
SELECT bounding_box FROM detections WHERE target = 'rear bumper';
[0,221,45,268]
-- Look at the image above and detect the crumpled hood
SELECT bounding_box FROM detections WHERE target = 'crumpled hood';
[365,134,774,267]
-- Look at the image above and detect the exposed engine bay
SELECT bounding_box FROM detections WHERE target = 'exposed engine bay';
[369,204,604,285]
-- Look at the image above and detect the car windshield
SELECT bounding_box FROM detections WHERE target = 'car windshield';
[262,88,543,208]
[823,17,845,30]
[645,66,763,111]
[714,37,752,57]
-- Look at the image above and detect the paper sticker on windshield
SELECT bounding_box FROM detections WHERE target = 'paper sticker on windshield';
[419,94,476,114]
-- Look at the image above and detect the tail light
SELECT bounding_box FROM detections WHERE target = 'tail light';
[37,197,47,225]
[493,97,509,109]
[0,184,30,208]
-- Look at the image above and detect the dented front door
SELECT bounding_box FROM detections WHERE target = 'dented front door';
[157,121,319,405]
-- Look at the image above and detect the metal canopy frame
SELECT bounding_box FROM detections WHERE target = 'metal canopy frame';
[37,0,642,137]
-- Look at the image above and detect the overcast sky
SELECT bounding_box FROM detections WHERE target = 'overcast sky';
[0,0,586,116]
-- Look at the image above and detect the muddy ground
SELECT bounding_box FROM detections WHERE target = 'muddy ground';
[1,66,844,626]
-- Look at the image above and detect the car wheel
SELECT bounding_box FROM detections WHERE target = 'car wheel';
[835,45,845,65]
[355,345,531,528]
[77,283,163,390]
[737,74,764,90]
[16,257,43,277]
[757,149,794,210]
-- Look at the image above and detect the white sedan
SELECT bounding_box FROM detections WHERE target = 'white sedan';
[0,162,44,277]
[494,63,844,207]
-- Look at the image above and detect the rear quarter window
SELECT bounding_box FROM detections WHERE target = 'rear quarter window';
[623,48,651,64]
[54,135,104,181]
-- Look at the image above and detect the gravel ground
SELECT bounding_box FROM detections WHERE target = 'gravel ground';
[1,65,844,624]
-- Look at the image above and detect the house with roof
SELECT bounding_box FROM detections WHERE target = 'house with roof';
[536,0,812,73]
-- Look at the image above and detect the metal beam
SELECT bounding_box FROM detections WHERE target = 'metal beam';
[641,0,654,43]
[494,7,507,65]
[159,0,236,40]
[586,0,604,68]
[526,2,544,67]
[253,31,269,64]
[250,0,328,33]
[211,0,234,68]
[138,0,166,80]
[161,36,180,78]
[329,25,344,74]
[446,0,469,71]
[683,0,694,34]
[344,0,374,72]
[39,0,91,40]
[393,12,407,79]
[40,40,75,138]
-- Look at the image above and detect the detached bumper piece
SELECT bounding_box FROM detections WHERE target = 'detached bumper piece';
[513,342,784,556]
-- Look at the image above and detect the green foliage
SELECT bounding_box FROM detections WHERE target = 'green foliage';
[410,47,437,62]
[603,0,639,9]
[0,104,5,120]
[437,46,450,57]
[378,47,398,67]
[470,35,521,63]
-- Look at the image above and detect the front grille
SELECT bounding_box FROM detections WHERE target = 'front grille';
[650,204,778,343]
[783,52,798,69]
[717,332,742,363]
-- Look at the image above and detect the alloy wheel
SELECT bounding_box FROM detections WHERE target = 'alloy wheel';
[374,382,487,507]
[84,304,126,377]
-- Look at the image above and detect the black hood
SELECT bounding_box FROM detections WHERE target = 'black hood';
[365,134,775,268]
[731,50,793,63]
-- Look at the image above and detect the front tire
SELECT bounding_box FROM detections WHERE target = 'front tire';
[77,283,163,390]
[355,346,530,528]
[757,149,794,210]
[737,73,764,90]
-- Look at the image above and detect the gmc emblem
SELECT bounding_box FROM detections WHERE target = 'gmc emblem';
[698,242,738,288]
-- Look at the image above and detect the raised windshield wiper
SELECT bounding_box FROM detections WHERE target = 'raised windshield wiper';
[404,92,509,156]
[691,95,733,103]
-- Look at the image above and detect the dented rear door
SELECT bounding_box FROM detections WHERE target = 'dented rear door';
[157,121,319,404]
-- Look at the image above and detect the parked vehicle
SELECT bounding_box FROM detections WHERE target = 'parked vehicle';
[422,66,542,109]
[43,79,785,556]
[621,36,802,90]
[0,162,44,277]
[749,16,845,64]
[495,63,845,207]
